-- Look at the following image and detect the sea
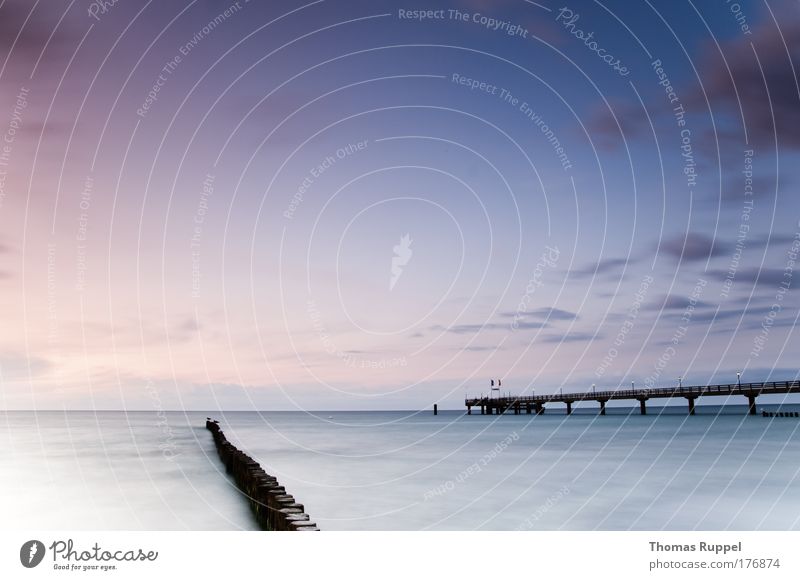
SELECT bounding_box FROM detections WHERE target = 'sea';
[2,406,799,531]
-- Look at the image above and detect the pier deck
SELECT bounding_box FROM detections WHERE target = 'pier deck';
[465,380,800,416]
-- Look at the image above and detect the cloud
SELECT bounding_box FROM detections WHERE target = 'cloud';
[587,4,800,152]
[690,7,800,148]
[461,345,504,352]
[0,352,51,378]
[656,293,713,310]
[0,1,78,75]
[660,232,728,261]
[585,99,650,146]
[540,331,602,344]
[684,305,776,324]
[528,307,579,320]
[704,307,797,332]
[707,267,788,286]
[433,320,548,335]
[568,257,633,279]
[0,1,109,101]
[0,3,48,57]
[175,317,200,335]
[721,172,787,201]
[500,307,578,320]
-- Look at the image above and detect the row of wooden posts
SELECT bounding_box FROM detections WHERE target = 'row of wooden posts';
[762,411,800,418]
[206,418,318,531]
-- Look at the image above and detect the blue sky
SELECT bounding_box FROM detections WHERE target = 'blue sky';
[0,0,798,410]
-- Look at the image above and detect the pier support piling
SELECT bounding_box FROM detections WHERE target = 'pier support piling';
[434,404,438,416]
[747,394,757,415]
[638,398,647,415]
[599,400,607,416]
[686,397,696,415]
[566,401,573,415]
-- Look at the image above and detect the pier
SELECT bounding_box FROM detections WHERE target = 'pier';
[206,418,318,531]
[465,379,800,416]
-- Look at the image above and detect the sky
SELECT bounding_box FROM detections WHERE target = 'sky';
[0,0,798,410]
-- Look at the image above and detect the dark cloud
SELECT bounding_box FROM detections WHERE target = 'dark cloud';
[707,267,789,286]
[736,314,797,330]
[684,305,776,324]
[0,3,47,56]
[706,310,798,333]
[510,320,550,331]
[0,1,76,72]
[462,345,504,352]
[175,317,200,334]
[587,5,800,152]
[721,172,786,201]
[169,317,203,343]
[568,257,633,279]
[434,320,549,335]
[657,293,713,310]
[529,307,579,320]
[660,232,728,261]
[540,331,602,344]
[500,307,578,320]
[691,8,800,148]
[585,99,650,146]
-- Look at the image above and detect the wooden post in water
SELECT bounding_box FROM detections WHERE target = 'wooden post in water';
[434,404,438,416]
[747,394,757,415]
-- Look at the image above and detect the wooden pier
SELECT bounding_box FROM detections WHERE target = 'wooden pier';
[465,379,800,417]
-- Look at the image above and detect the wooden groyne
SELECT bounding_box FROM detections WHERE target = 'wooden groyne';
[206,418,318,531]
[763,410,800,418]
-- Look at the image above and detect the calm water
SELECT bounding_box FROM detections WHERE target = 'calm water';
[2,406,799,530]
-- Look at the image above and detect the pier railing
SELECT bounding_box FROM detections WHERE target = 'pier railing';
[465,379,800,416]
